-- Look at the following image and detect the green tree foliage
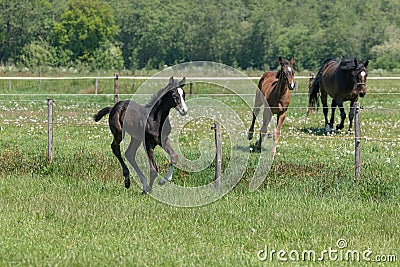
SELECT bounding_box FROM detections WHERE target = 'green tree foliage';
[1,0,400,71]
[91,41,124,70]
[51,0,119,64]
[371,25,400,69]
[19,41,57,70]
[0,0,53,64]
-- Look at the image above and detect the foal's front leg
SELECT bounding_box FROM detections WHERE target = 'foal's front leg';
[255,107,272,151]
[159,138,178,185]
[273,112,286,155]
[125,138,149,192]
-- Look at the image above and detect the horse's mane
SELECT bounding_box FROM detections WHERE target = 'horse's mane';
[323,57,336,65]
[145,80,176,108]
[339,58,357,70]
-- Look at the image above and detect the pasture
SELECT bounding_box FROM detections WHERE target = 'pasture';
[0,77,399,266]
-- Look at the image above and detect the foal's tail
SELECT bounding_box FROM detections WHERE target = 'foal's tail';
[94,107,112,122]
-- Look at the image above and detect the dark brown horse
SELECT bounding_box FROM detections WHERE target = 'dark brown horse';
[94,77,188,193]
[247,56,295,153]
[308,58,369,132]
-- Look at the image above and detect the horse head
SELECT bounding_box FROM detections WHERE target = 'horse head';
[279,56,295,90]
[352,59,369,98]
[168,77,188,116]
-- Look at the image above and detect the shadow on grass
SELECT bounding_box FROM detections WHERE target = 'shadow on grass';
[298,126,355,137]
[298,127,326,136]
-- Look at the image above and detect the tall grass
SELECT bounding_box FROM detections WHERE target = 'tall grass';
[0,78,399,266]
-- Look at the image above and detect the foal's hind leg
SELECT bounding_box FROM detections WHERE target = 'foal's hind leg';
[111,133,131,188]
[248,90,263,140]
[272,112,287,155]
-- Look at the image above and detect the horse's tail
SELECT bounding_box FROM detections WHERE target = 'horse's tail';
[308,67,324,113]
[94,107,112,122]
[309,76,320,108]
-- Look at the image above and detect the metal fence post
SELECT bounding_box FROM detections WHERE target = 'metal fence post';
[354,102,361,181]
[47,99,54,163]
[212,122,222,190]
[114,73,119,103]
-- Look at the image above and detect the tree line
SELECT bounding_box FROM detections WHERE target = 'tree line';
[1,0,400,72]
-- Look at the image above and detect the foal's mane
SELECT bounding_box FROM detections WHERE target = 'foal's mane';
[145,80,175,108]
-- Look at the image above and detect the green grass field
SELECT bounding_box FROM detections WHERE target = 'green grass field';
[0,77,399,266]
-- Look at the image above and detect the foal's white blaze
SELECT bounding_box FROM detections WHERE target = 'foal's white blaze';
[288,67,292,72]
[177,87,188,115]
[360,71,366,77]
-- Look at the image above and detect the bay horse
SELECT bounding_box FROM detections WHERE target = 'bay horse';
[94,77,188,193]
[247,56,295,154]
[308,58,369,132]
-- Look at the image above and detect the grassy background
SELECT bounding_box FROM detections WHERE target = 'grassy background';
[0,77,399,266]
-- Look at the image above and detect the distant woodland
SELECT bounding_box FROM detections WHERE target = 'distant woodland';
[1,0,400,72]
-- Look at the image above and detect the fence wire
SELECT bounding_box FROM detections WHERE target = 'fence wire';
[1,97,399,144]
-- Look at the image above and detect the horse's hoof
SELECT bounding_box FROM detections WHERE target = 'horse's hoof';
[159,172,172,185]
[336,125,344,131]
[124,178,130,189]
[325,124,332,133]
[255,141,262,151]
[142,186,152,194]
[247,132,253,140]
[159,178,168,185]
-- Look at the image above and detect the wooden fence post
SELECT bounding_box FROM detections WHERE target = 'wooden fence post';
[354,101,361,181]
[114,73,119,103]
[212,122,222,190]
[47,99,53,163]
[189,81,193,96]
